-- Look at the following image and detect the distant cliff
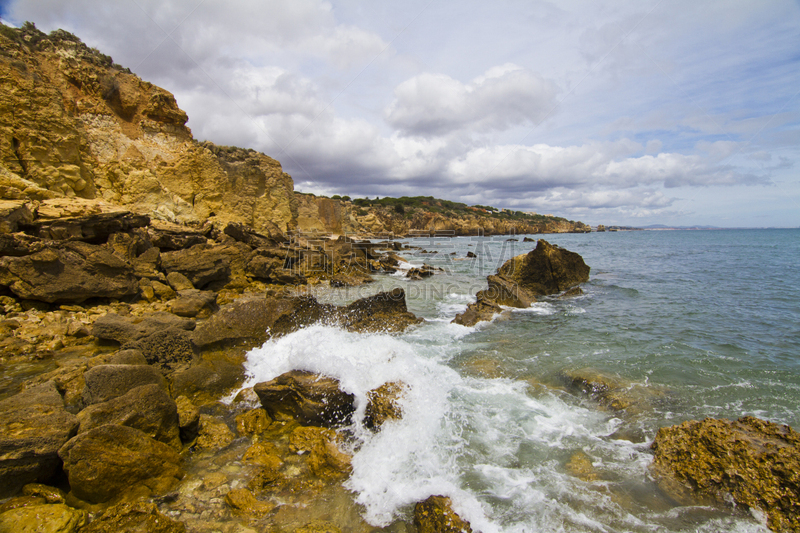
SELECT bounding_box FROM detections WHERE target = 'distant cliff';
[0,23,296,235]
[296,193,590,236]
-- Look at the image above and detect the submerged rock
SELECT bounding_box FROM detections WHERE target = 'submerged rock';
[651,416,800,532]
[79,501,186,533]
[289,426,352,480]
[254,371,356,428]
[414,495,473,533]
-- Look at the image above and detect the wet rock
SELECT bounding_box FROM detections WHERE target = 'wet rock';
[651,416,800,532]
[81,364,167,406]
[243,441,283,469]
[558,286,584,298]
[0,496,46,514]
[0,382,79,497]
[294,521,342,533]
[225,487,275,518]
[80,501,186,533]
[195,415,235,450]
[340,288,423,334]
[190,296,298,349]
[0,503,86,533]
[76,384,181,450]
[480,274,534,308]
[452,299,503,327]
[289,426,352,480]
[566,451,599,482]
[169,289,217,318]
[170,358,245,405]
[560,368,664,413]
[236,408,271,436]
[364,382,406,430]
[174,396,200,444]
[58,424,184,504]
[414,495,473,533]
[0,241,138,303]
[254,371,356,428]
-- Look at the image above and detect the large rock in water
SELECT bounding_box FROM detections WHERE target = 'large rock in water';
[254,371,356,427]
[58,424,184,504]
[0,241,139,303]
[414,495,473,533]
[651,416,800,532]
[453,239,589,326]
[497,239,590,296]
[0,382,79,497]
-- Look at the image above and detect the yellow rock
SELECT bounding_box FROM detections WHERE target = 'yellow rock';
[0,503,86,533]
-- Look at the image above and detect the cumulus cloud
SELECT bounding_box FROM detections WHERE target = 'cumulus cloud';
[386,64,558,137]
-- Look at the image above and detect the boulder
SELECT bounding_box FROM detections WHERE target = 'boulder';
[195,415,235,450]
[58,424,184,504]
[0,241,138,303]
[190,296,302,349]
[497,239,589,297]
[123,327,197,370]
[651,416,800,532]
[76,384,181,450]
[340,288,423,333]
[165,271,194,291]
[0,503,86,533]
[169,289,218,318]
[159,243,234,289]
[81,365,167,406]
[92,312,196,346]
[414,495,473,533]
[236,408,271,437]
[479,274,534,308]
[224,488,275,518]
[0,382,79,497]
[364,382,406,430]
[79,501,186,533]
[254,371,356,427]
[452,299,503,327]
[170,358,245,404]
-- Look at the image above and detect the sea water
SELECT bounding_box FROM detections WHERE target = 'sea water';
[240,229,800,532]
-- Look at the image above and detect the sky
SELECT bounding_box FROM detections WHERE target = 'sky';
[2,0,799,227]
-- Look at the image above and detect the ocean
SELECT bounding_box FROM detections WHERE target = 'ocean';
[239,229,800,532]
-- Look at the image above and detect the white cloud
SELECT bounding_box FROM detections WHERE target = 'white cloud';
[386,64,558,137]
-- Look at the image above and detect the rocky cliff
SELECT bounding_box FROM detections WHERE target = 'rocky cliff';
[0,23,296,234]
[296,193,590,237]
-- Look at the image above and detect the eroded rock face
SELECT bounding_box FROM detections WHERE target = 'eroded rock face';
[414,495,473,533]
[651,416,800,532]
[58,424,184,504]
[0,25,296,233]
[254,371,356,428]
[0,382,79,497]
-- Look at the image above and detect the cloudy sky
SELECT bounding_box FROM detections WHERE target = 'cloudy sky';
[2,1,799,227]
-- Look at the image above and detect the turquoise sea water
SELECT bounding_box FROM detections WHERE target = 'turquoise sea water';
[242,229,800,532]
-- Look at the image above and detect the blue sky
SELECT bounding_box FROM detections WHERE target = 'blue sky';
[3,0,799,227]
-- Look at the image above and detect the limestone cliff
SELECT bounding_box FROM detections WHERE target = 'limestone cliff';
[296,193,590,236]
[0,23,296,234]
